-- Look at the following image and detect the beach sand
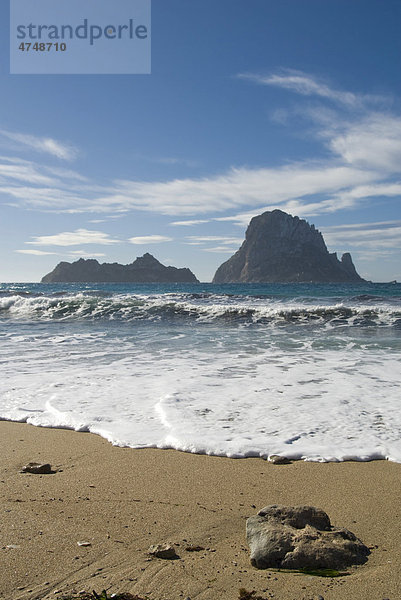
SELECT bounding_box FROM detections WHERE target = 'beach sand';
[1,421,400,600]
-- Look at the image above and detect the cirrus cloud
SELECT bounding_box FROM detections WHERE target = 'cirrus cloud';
[15,249,56,255]
[0,129,78,161]
[237,69,386,108]
[128,235,173,244]
[26,229,120,247]
[0,71,400,227]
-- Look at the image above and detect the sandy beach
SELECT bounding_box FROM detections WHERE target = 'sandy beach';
[1,421,400,600]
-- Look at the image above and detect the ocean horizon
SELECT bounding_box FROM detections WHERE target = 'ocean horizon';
[1,280,401,463]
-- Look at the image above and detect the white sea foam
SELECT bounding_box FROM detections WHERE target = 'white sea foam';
[1,317,401,462]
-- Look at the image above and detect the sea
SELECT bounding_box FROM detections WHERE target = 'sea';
[1,281,401,462]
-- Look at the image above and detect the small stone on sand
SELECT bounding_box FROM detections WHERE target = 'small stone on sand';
[268,455,291,465]
[148,543,178,559]
[21,462,54,474]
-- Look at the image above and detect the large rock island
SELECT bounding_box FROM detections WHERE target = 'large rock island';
[41,253,199,283]
[213,210,364,283]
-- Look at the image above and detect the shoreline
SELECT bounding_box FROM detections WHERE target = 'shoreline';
[1,419,397,464]
[1,421,400,600]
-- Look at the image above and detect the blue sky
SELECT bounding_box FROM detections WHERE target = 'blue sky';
[1,0,400,282]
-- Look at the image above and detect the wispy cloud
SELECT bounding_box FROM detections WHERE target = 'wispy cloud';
[132,152,199,168]
[242,70,401,172]
[111,162,381,216]
[44,165,87,181]
[322,220,401,250]
[170,219,210,226]
[15,249,56,256]
[26,229,119,247]
[15,248,107,258]
[88,215,124,224]
[0,130,78,161]
[323,219,401,231]
[215,181,401,228]
[328,115,401,171]
[0,72,399,228]
[203,247,238,253]
[0,155,394,218]
[186,235,243,245]
[237,69,385,108]
[0,156,58,186]
[128,235,173,244]
[66,250,106,258]
[183,236,243,254]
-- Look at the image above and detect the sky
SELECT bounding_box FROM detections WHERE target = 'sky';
[0,0,400,283]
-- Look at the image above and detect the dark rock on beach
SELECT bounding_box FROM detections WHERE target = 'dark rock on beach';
[268,455,292,465]
[148,543,179,559]
[246,504,370,570]
[41,253,199,283]
[21,462,54,474]
[213,210,364,283]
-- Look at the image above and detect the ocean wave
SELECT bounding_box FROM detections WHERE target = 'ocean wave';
[1,293,400,328]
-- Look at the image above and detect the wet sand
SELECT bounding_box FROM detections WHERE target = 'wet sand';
[1,421,400,600]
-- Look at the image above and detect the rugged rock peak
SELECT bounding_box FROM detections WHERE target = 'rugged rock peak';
[132,252,161,267]
[340,252,361,279]
[41,254,199,283]
[213,209,364,283]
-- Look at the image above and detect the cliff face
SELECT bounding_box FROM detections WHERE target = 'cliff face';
[41,253,199,283]
[213,210,364,283]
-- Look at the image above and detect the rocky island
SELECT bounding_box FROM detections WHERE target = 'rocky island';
[213,209,364,283]
[41,253,199,283]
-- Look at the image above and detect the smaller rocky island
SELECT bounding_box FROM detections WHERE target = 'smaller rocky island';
[41,253,199,283]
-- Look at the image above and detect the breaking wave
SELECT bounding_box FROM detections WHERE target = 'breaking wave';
[0,291,400,328]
